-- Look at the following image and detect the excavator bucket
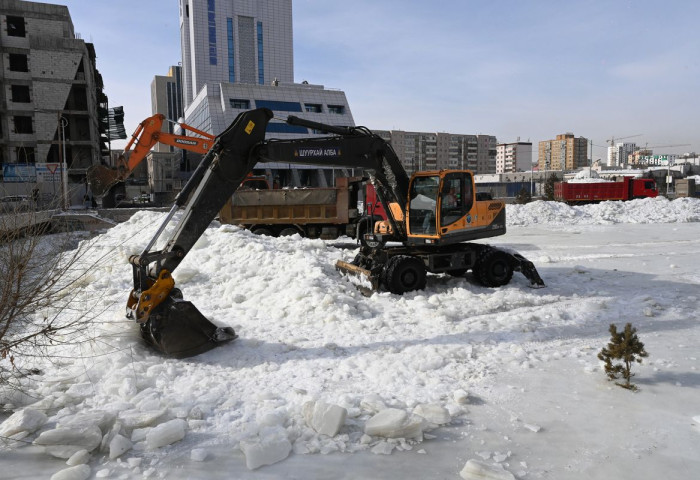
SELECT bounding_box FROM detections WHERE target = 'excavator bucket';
[335,260,379,296]
[139,295,237,358]
[87,165,121,197]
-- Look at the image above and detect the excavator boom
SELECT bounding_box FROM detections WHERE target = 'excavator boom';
[87,114,216,197]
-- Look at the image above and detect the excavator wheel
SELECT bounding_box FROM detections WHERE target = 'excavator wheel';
[382,255,427,295]
[473,249,513,287]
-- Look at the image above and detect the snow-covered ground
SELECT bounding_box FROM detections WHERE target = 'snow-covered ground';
[1,197,699,480]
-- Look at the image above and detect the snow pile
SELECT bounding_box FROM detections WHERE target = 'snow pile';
[568,169,611,183]
[507,197,700,226]
[1,197,699,478]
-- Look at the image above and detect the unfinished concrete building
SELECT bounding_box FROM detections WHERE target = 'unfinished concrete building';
[0,0,104,206]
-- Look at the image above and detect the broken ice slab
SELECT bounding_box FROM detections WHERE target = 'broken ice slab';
[364,408,423,439]
[0,408,48,438]
[303,400,347,437]
[49,464,91,480]
[460,459,515,480]
[413,404,451,427]
[239,434,292,470]
[34,424,102,459]
[146,419,187,449]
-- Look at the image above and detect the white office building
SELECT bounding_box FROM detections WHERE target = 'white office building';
[607,142,637,167]
[179,0,355,163]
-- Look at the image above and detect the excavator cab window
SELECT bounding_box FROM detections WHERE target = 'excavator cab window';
[440,172,473,227]
[408,176,439,235]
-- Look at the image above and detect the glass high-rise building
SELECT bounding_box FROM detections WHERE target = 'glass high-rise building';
[179,0,294,109]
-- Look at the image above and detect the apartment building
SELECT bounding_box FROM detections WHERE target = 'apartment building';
[496,141,533,173]
[0,0,104,204]
[538,133,588,171]
[374,130,497,176]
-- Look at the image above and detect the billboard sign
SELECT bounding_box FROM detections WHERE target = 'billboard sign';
[2,163,36,182]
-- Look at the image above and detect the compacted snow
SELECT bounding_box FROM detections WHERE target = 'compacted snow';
[1,196,699,479]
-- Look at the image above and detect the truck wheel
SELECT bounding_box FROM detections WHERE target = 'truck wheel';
[384,255,426,295]
[474,249,513,287]
[280,227,302,237]
[251,227,274,236]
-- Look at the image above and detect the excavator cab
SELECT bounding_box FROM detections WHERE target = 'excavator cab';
[378,170,505,245]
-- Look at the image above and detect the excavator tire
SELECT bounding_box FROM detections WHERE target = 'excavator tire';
[473,249,513,287]
[383,255,426,295]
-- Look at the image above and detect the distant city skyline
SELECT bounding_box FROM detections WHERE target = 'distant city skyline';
[44,0,699,159]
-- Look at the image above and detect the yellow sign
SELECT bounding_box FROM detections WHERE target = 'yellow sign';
[245,121,255,134]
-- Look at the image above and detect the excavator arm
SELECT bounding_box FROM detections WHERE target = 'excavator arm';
[87,114,216,197]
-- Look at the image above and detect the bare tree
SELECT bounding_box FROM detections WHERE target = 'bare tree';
[0,204,113,400]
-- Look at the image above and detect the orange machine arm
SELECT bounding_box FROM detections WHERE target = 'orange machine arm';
[88,114,217,196]
[118,114,215,175]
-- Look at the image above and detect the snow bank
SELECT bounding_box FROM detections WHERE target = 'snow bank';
[1,196,699,477]
[507,197,700,226]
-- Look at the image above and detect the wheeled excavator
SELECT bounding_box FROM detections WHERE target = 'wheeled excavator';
[127,108,544,357]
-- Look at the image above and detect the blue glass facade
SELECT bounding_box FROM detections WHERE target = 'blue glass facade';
[266,123,308,134]
[227,18,234,82]
[208,0,217,65]
[257,21,264,85]
[255,100,302,112]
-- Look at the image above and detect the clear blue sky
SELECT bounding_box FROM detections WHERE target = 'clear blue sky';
[45,0,699,159]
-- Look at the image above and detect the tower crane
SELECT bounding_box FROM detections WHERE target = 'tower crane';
[606,134,643,146]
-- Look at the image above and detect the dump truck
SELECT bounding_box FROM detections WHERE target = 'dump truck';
[554,177,658,204]
[126,109,544,357]
[219,177,386,242]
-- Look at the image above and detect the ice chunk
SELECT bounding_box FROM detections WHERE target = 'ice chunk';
[66,449,90,466]
[364,408,423,439]
[61,411,116,435]
[413,404,450,426]
[0,408,48,437]
[191,448,208,462]
[303,401,347,437]
[370,440,395,455]
[118,409,167,429]
[460,459,515,480]
[146,419,187,449]
[453,389,470,405]
[239,435,292,470]
[49,464,91,480]
[109,434,133,459]
[360,394,387,413]
[524,423,541,433]
[34,424,103,458]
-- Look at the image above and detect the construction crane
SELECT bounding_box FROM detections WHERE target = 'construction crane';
[607,134,643,146]
[640,143,691,151]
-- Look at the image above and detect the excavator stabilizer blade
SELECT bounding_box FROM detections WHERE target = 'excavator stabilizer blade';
[335,260,378,296]
[87,165,121,197]
[140,298,237,358]
[510,253,546,288]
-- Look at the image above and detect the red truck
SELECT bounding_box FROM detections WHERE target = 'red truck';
[554,177,658,204]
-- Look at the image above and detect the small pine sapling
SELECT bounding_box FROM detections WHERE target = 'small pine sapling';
[598,323,649,391]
